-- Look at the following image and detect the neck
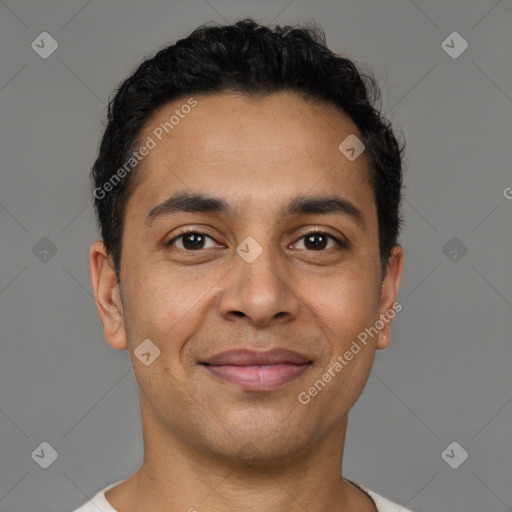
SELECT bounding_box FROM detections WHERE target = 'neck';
[105,399,376,512]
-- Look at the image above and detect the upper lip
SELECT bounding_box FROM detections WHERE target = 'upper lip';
[201,348,312,366]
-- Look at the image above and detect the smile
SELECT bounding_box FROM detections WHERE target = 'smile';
[200,362,312,391]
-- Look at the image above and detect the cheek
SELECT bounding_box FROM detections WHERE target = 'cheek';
[122,262,214,360]
[303,267,381,341]
[121,271,193,403]
[306,277,379,405]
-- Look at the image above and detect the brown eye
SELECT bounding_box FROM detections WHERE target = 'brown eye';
[293,231,344,251]
[167,231,218,250]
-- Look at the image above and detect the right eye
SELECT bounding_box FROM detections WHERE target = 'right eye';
[166,231,222,251]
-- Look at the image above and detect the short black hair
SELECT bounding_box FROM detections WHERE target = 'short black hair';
[92,18,405,279]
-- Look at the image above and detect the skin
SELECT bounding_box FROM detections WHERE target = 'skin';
[90,91,404,512]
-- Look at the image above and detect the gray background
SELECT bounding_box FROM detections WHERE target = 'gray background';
[0,1,511,511]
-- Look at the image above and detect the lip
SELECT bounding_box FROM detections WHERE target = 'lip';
[200,349,313,391]
[202,348,312,366]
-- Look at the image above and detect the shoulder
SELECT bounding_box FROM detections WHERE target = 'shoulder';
[350,480,416,512]
[69,480,123,512]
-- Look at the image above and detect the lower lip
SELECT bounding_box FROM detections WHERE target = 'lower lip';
[201,363,311,391]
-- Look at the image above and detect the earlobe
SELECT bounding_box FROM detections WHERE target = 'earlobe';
[378,333,389,350]
[89,240,128,351]
[376,244,404,350]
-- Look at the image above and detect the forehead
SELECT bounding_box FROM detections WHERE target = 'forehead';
[126,91,376,227]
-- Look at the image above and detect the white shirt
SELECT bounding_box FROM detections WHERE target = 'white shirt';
[70,479,414,512]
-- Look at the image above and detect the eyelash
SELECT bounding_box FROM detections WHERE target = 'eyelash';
[166,228,345,251]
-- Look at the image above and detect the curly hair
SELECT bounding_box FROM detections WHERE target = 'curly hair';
[92,18,405,279]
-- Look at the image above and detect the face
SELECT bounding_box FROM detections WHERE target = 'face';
[90,91,403,465]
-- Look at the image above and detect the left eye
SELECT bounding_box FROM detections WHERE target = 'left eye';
[167,231,342,251]
[291,232,342,251]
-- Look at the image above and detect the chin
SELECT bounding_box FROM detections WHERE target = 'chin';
[206,422,311,469]
[212,440,305,471]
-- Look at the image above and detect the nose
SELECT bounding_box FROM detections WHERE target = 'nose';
[217,242,300,328]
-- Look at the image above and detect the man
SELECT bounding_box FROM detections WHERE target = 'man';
[74,18,410,512]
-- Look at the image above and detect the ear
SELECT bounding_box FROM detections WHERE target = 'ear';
[376,244,404,350]
[89,240,127,351]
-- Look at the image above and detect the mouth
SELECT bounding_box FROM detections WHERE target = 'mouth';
[199,348,313,391]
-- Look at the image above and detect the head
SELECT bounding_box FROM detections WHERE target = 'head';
[90,19,405,466]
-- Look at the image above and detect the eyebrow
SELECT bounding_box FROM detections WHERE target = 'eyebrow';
[145,190,367,231]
